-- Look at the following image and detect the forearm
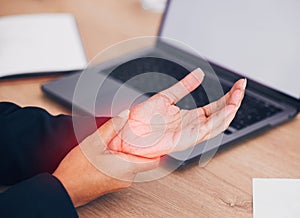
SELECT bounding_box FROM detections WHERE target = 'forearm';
[0,102,110,185]
[0,173,78,218]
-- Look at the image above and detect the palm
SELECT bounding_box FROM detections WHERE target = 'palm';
[109,69,246,158]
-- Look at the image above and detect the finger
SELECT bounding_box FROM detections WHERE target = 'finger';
[116,153,160,173]
[92,153,160,181]
[161,105,237,153]
[158,68,205,104]
[98,109,130,145]
[198,104,237,142]
[227,79,247,107]
[202,78,246,117]
[203,106,238,141]
[109,131,166,158]
[80,110,130,156]
[108,133,122,151]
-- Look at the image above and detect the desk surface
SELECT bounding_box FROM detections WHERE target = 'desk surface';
[1,1,299,217]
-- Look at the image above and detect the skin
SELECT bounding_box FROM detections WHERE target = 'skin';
[109,68,246,158]
[53,114,160,207]
[53,68,246,207]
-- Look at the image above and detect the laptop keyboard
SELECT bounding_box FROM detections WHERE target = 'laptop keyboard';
[217,83,282,133]
[106,57,282,134]
[226,87,282,132]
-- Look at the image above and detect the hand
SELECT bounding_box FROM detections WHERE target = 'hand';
[108,68,246,158]
[53,112,159,207]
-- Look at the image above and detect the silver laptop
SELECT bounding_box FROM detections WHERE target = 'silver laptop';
[42,0,299,165]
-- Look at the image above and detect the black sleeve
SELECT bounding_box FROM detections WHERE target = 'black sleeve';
[0,102,110,218]
[0,102,110,185]
[0,173,78,218]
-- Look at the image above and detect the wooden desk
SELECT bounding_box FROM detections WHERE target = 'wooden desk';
[1,1,299,217]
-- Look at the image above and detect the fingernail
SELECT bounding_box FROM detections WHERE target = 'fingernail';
[118,109,130,118]
[243,78,247,90]
[196,68,205,76]
[193,68,205,81]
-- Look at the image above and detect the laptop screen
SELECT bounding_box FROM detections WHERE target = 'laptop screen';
[160,0,300,99]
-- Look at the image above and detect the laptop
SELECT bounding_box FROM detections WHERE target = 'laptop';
[42,0,299,165]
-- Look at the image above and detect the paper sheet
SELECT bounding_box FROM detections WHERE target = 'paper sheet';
[253,178,300,218]
[0,13,87,77]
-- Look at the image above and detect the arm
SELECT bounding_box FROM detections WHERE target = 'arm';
[0,102,109,185]
[0,103,158,216]
[0,102,109,218]
[0,173,78,218]
[52,68,245,207]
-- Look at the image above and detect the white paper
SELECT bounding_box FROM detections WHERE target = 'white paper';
[253,178,300,218]
[0,13,87,77]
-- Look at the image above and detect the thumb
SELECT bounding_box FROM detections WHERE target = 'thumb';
[98,109,130,145]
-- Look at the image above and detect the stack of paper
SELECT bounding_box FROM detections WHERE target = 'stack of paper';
[0,13,87,78]
[253,178,300,218]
